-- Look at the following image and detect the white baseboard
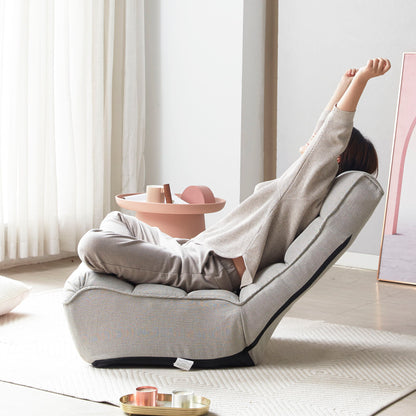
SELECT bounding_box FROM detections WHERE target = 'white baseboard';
[335,251,379,270]
[0,252,76,271]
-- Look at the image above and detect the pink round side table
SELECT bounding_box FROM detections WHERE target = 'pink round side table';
[115,193,226,239]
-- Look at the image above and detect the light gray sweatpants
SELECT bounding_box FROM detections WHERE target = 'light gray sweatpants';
[77,211,241,293]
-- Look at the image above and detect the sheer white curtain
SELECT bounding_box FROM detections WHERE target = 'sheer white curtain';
[123,0,146,194]
[0,0,145,264]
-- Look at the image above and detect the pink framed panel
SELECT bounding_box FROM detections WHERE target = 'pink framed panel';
[378,52,416,285]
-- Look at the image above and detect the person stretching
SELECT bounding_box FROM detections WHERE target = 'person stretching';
[78,58,391,293]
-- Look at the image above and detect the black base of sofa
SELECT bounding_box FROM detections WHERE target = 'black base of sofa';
[92,349,255,369]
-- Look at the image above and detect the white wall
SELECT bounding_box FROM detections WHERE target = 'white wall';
[145,0,242,225]
[240,0,266,201]
[277,0,416,256]
[144,0,265,226]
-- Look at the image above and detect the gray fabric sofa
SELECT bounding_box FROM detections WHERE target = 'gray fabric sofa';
[63,171,383,368]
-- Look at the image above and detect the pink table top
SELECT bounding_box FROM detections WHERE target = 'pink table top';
[115,193,226,215]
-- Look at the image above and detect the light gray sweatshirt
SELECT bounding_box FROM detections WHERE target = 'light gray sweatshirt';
[190,106,355,287]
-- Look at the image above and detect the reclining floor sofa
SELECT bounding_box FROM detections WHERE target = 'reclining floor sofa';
[63,171,383,369]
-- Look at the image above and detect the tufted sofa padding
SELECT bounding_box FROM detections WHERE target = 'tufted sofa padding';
[63,171,383,368]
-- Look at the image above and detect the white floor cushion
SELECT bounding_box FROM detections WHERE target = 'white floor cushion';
[0,275,31,315]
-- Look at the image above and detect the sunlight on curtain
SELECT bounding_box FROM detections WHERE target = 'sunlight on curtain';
[0,0,145,263]
[123,1,146,194]
[0,0,61,260]
[53,0,114,252]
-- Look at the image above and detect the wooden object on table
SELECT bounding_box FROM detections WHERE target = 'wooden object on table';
[163,184,173,204]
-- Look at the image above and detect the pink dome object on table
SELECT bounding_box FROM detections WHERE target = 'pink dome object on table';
[181,185,216,204]
[115,186,225,239]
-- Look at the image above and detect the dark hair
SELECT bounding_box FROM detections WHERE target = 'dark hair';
[337,127,378,176]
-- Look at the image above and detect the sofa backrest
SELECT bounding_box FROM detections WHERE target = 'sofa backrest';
[239,171,384,363]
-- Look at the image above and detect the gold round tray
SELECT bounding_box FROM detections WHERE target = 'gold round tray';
[120,393,210,416]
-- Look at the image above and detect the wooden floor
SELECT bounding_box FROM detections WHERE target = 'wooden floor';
[1,257,416,415]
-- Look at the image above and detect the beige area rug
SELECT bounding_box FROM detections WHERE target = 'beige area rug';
[1,289,416,416]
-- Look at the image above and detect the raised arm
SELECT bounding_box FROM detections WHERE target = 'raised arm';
[337,58,391,112]
[310,59,390,140]
[311,68,358,137]
[325,68,358,111]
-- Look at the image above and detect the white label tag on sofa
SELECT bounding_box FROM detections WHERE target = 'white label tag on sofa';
[174,358,194,371]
